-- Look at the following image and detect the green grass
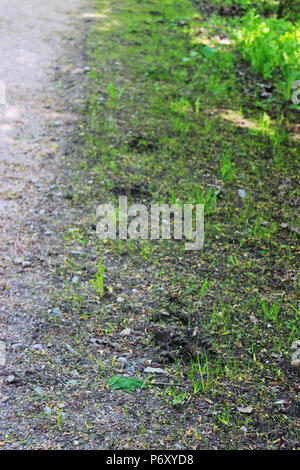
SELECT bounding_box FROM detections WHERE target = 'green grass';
[90,259,106,298]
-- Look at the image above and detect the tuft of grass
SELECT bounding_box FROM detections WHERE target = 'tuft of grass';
[90,259,106,297]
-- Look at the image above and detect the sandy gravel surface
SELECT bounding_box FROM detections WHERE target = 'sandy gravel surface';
[0,0,93,448]
[0,0,91,212]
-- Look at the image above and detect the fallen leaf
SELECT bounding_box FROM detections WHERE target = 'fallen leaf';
[108,376,147,394]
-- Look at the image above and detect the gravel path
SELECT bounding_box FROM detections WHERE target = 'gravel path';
[0,0,93,448]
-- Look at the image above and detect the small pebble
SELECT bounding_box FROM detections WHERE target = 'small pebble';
[6,375,16,384]
[120,328,131,336]
[144,367,168,375]
[238,189,247,199]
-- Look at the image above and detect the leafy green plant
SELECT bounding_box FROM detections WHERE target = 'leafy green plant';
[193,186,219,215]
[108,376,147,394]
[234,10,300,81]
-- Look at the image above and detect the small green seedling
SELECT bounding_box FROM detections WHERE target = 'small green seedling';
[90,259,106,297]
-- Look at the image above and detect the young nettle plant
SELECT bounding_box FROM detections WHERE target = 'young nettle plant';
[90,259,106,297]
